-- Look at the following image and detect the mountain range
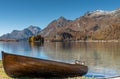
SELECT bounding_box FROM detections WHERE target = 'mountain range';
[0,26,41,41]
[39,8,120,41]
[1,8,120,41]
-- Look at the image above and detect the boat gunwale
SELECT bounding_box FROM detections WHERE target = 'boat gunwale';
[1,51,87,66]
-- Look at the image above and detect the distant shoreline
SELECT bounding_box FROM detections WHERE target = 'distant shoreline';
[73,40,119,42]
[46,39,119,43]
[0,39,19,42]
[0,39,119,43]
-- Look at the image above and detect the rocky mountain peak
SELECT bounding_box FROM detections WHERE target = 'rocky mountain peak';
[57,16,67,21]
[55,16,71,27]
[27,25,41,35]
[12,30,20,33]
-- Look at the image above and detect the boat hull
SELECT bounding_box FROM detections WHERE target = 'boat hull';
[2,51,88,78]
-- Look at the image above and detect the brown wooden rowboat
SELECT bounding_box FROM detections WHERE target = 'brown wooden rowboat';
[2,51,88,78]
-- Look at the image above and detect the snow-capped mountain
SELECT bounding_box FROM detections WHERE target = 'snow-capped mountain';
[85,8,120,17]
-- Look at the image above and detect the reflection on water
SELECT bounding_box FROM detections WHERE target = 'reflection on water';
[0,41,120,78]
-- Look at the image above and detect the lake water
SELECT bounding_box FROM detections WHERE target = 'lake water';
[0,41,120,78]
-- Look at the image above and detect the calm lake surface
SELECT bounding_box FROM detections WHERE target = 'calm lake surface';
[0,41,120,78]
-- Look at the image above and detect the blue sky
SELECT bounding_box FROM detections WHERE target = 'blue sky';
[0,0,120,36]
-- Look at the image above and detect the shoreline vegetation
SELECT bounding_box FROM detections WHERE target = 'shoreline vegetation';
[0,33,119,43]
[0,38,119,43]
[28,35,44,43]
[0,60,94,79]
